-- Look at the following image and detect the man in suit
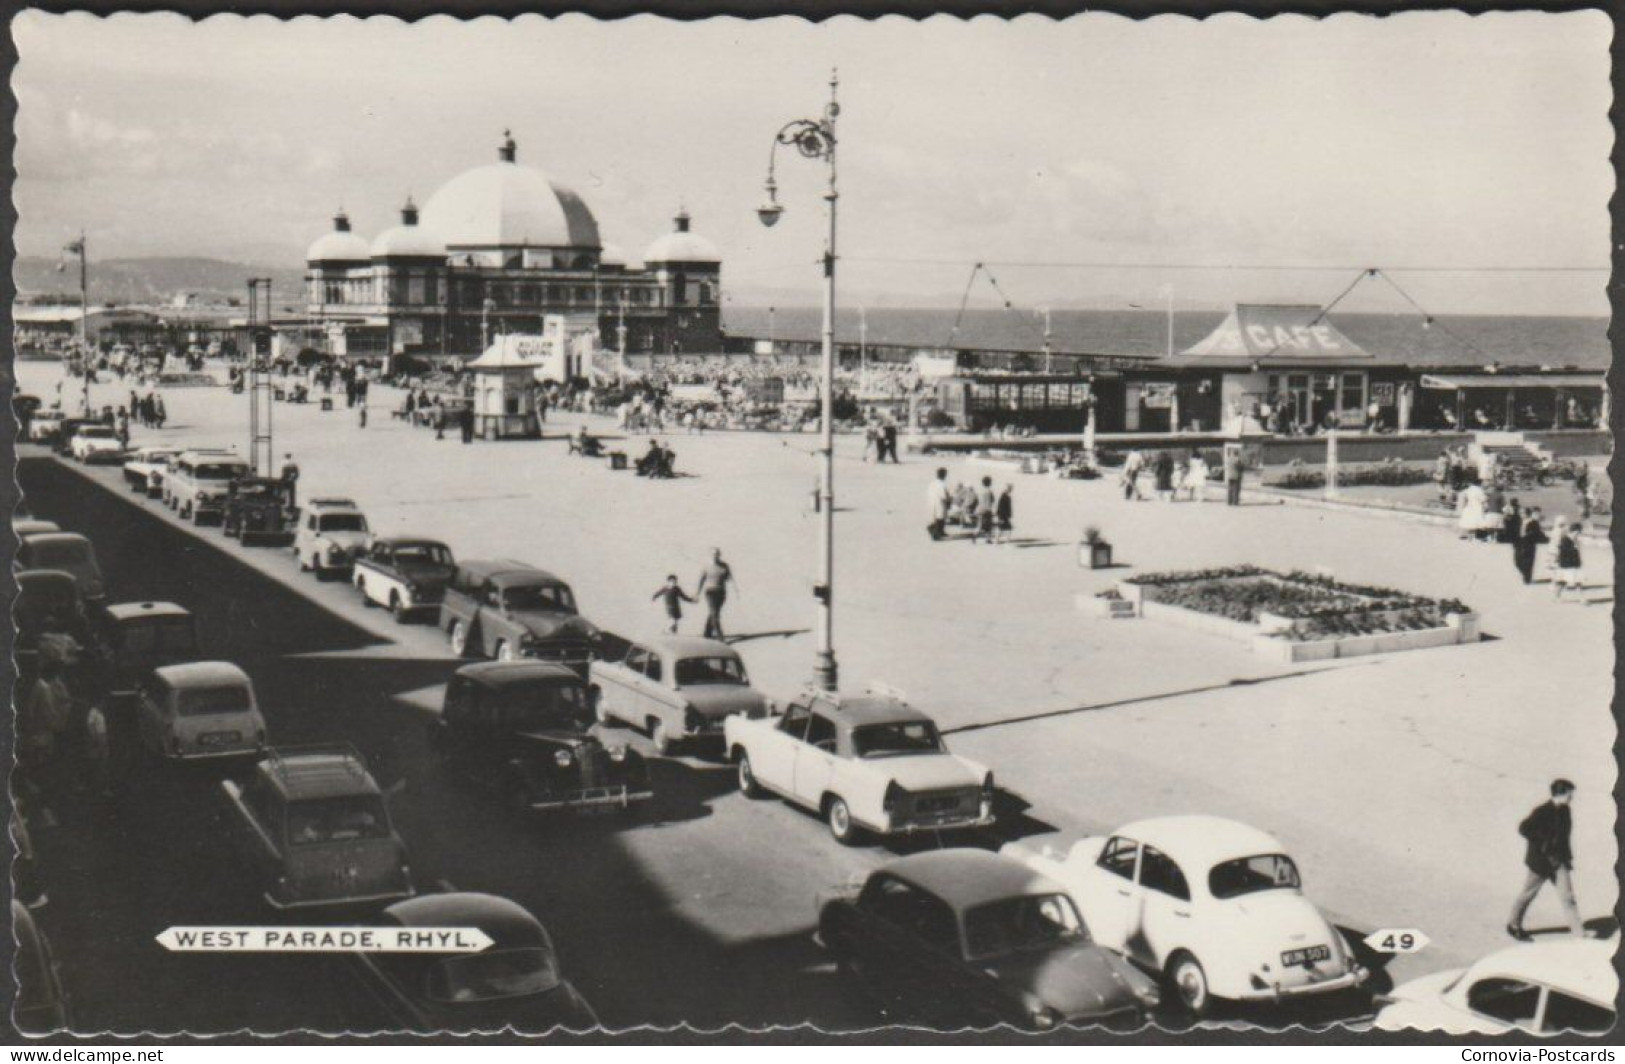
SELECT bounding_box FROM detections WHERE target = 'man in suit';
[1508,779,1586,940]
[1514,507,1548,585]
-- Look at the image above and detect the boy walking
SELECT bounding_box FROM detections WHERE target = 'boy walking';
[651,575,696,634]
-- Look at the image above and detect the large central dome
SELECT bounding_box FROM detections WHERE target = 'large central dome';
[419,132,601,251]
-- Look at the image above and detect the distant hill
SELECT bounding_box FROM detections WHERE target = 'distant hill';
[13,256,305,307]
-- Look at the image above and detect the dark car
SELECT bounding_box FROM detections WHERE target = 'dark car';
[221,745,414,911]
[15,570,91,678]
[16,531,106,603]
[102,601,199,699]
[430,662,652,815]
[351,893,598,1033]
[353,537,458,622]
[439,561,599,675]
[13,902,71,1033]
[223,476,295,546]
[818,850,1160,1031]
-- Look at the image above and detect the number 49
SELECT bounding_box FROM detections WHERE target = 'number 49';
[1364,928,1430,954]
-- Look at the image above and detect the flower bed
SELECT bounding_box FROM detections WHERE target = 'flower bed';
[1119,566,1475,647]
[1270,457,1434,491]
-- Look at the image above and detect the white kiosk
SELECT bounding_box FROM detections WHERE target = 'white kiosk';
[467,316,600,439]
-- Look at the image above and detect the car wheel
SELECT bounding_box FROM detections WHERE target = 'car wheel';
[298,552,311,573]
[1167,952,1211,1017]
[737,752,764,798]
[826,796,859,845]
[495,640,516,663]
[389,593,407,623]
[650,718,674,756]
[450,621,470,658]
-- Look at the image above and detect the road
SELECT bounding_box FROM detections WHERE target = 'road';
[16,451,1391,1035]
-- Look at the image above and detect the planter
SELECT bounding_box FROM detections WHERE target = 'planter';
[1445,611,1482,643]
[1080,542,1113,569]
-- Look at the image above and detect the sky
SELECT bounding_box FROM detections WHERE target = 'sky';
[11,10,1615,315]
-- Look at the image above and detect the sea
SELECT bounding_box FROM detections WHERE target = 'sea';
[720,306,1612,371]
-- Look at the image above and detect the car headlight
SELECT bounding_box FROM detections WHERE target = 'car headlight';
[554,749,573,768]
[608,745,628,762]
[1029,1005,1061,1031]
[683,705,703,732]
[326,543,344,559]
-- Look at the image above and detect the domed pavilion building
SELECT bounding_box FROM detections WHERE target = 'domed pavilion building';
[300,131,724,363]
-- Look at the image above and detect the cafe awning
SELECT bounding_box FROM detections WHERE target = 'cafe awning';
[1421,373,1605,390]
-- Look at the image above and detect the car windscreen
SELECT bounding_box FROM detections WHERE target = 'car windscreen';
[962,893,1087,960]
[196,463,247,481]
[24,540,91,567]
[425,948,560,1003]
[394,543,452,566]
[673,656,747,686]
[176,684,252,716]
[286,796,391,845]
[316,514,368,533]
[19,582,78,616]
[502,584,574,613]
[120,619,198,656]
[850,720,944,758]
[490,684,588,731]
[1208,853,1302,900]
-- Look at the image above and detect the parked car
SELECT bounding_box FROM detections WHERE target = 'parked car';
[353,537,457,622]
[122,445,183,494]
[103,601,199,699]
[15,531,105,602]
[439,560,599,674]
[590,636,770,754]
[1375,938,1616,1036]
[70,423,124,463]
[220,745,414,911]
[724,685,994,845]
[137,661,268,762]
[350,893,598,1032]
[27,409,65,444]
[144,450,190,500]
[15,570,90,680]
[165,450,251,523]
[52,417,102,456]
[430,662,651,816]
[294,497,371,580]
[222,476,295,546]
[999,815,1366,1016]
[819,850,1159,1030]
[12,902,71,1033]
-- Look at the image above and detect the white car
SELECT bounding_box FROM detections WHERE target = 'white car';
[1375,938,1615,1036]
[1000,815,1365,1015]
[70,424,123,463]
[165,450,250,523]
[724,686,993,844]
[295,498,371,580]
[28,410,64,443]
[123,446,182,494]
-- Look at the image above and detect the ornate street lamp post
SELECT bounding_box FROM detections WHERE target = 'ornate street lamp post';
[758,70,840,692]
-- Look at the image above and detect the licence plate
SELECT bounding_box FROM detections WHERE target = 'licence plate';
[918,795,964,813]
[1281,945,1331,967]
[199,731,242,747]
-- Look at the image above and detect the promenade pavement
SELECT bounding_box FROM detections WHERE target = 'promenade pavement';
[29,363,1615,987]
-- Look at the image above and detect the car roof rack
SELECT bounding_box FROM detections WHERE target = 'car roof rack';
[261,742,370,777]
[798,682,909,708]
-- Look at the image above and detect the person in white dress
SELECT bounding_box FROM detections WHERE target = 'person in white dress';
[1457,481,1489,540]
[1184,450,1209,502]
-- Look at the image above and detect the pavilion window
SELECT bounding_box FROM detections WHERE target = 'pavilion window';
[408,275,426,305]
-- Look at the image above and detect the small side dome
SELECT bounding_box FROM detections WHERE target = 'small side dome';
[371,196,447,259]
[307,208,371,264]
[643,208,720,265]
